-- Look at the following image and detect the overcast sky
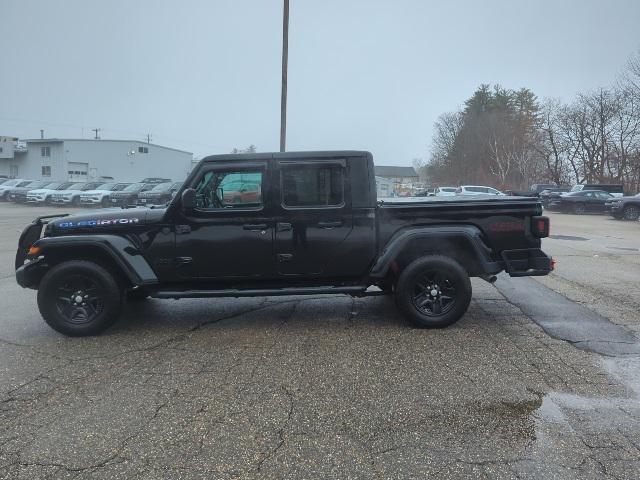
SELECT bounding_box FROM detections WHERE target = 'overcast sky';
[2,0,640,165]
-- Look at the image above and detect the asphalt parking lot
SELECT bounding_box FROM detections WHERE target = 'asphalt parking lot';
[1,203,639,479]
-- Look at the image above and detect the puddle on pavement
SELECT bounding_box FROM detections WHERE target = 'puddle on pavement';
[549,235,589,241]
[532,357,640,460]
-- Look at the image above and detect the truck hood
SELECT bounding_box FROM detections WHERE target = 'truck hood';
[47,207,167,234]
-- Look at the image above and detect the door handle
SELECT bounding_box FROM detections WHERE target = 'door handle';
[318,221,342,229]
[277,222,292,232]
[243,224,268,231]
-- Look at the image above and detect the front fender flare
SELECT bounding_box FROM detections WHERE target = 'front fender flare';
[31,235,158,286]
[369,225,502,278]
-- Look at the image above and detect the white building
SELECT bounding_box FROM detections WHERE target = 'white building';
[0,137,193,183]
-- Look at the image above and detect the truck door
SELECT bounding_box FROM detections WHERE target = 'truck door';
[174,161,275,279]
[274,159,353,276]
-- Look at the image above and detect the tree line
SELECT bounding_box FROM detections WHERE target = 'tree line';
[419,50,640,193]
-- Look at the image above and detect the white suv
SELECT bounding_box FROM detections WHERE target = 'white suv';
[26,182,73,205]
[50,182,103,206]
[80,183,131,207]
[455,185,505,196]
[433,187,457,197]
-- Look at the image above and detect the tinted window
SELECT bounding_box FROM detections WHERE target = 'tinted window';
[194,170,262,209]
[151,182,172,191]
[467,187,486,193]
[281,164,343,207]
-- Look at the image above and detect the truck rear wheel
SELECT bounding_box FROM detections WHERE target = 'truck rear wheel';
[395,256,472,328]
[37,260,123,336]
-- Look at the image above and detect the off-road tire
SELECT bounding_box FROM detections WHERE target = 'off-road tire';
[395,256,472,328]
[37,260,123,336]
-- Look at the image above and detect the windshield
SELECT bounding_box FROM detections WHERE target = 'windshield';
[95,183,116,190]
[123,183,144,192]
[2,180,20,187]
[65,183,86,190]
[570,185,583,192]
[25,181,48,188]
[151,182,172,192]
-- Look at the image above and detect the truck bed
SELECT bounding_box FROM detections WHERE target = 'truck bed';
[376,195,543,258]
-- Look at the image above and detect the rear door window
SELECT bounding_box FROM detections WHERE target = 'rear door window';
[281,164,344,207]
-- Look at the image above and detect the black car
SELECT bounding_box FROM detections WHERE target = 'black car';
[547,190,613,214]
[606,193,640,221]
[137,182,182,206]
[8,180,53,203]
[109,183,155,206]
[540,186,571,207]
[15,150,553,336]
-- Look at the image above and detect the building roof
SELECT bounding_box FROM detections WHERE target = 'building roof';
[23,138,192,155]
[374,165,418,178]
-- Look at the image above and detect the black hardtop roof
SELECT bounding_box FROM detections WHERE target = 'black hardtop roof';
[201,150,371,163]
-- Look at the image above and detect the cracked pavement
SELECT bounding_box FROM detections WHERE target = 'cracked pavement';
[1,205,639,479]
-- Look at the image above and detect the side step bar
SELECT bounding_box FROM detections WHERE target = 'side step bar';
[151,285,384,299]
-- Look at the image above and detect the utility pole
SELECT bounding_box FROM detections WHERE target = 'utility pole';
[280,0,289,152]
[91,128,101,140]
[145,133,152,144]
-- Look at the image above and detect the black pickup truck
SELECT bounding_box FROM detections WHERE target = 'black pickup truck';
[15,151,552,336]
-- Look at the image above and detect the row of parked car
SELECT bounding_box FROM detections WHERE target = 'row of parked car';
[0,177,182,208]
[541,188,639,221]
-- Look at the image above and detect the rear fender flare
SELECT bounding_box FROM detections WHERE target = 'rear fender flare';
[369,225,501,278]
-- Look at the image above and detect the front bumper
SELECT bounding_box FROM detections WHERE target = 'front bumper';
[9,194,27,203]
[16,257,47,289]
[79,198,103,205]
[50,197,73,204]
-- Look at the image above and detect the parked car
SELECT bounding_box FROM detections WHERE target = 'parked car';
[8,181,53,203]
[539,187,571,207]
[140,177,172,185]
[505,190,535,197]
[136,182,182,206]
[570,184,624,198]
[433,187,457,197]
[530,184,558,196]
[109,183,155,206]
[455,185,505,196]
[606,193,640,221]
[0,179,30,201]
[15,150,552,336]
[547,190,613,214]
[79,183,131,207]
[50,182,104,206]
[26,182,75,205]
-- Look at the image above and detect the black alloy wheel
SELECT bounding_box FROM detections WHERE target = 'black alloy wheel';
[38,260,122,336]
[395,256,472,328]
[54,274,105,324]
[411,272,457,316]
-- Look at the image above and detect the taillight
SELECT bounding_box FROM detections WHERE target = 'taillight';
[532,216,549,238]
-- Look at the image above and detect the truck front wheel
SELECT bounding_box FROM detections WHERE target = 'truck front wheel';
[37,260,123,336]
[395,256,472,328]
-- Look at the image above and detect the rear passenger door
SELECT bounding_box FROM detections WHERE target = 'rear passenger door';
[274,159,353,276]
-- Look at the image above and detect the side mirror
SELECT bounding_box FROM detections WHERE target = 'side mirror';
[181,188,196,211]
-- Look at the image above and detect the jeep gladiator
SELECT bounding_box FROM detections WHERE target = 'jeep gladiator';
[15,151,552,336]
